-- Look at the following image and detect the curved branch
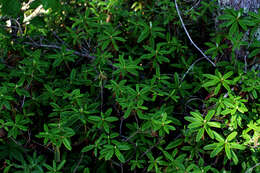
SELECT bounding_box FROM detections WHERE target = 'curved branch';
[175,0,216,67]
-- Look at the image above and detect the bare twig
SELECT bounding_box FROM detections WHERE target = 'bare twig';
[119,116,124,136]
[120,163,124,173]
[244,53,248,73]
[123,131,139,142]
[53,31,70,48]
[21,96,26,108]
[111,160,121,170]
[223,87,234,98]
[185,97,203,111]
[10,137,21,145]
[180,57,204,83]
[185,0,201,13]
[32,140,54,152]
[23,42,96,60]
[73,153,84,173]
[11,19,23,35]
[140,137,163,158]
[21,79,32,109]
[100,79,104,113]
[245,163,260,173]
[174,0,216,67]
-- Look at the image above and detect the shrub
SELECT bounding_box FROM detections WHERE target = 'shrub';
[0,0,259,172]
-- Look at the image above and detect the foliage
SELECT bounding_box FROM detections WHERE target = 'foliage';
[0,0,259,172]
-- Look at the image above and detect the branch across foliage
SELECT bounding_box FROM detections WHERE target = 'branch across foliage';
[0,0,259,173]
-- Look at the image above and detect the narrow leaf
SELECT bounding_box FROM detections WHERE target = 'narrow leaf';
[190,112,203,121]
[205,110,215,121]
[226,132,237,142]
[230,143,245,150]
[196,128,204,142]
[63,138,72,151]
[210,145,224,158]
[115,148,125,163]
[225,144,232,159]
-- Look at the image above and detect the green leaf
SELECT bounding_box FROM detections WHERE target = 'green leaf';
[115,148,125,163]
[252,89,258,99]
[238,20,247,30]
[238,106,248,113]
[105,117,119,122]
[63,138,71,151]
[213,131,225,142]
[210,145,224,158]
[162,150,173,161]
[203,74,220,81]
[165,139,183,150]
[229,23,238,36]
[230,143,245,150]
[88,116,101,121]
[221,109,231,115]
[53,58,63,67]
[57,160,66,170]
[163,126,169,134]
[167,125,176,131]
[148,163,154,172]
[43,163,53,170]
[190,112,203,121]
[3,166,11,173]
[225,143,232,159]
[223,82,231,92]
[101,40,111,50]
[248,49,260,58]
[205,110,215,121]
[231,150,239,165]
[103,123,110,133]
[184,116,200,122]
[70,69,76,82]
[224,100,234,108]
[204,143,218,150]
[207,122,221,128]
[226,131,237,142]
[114,37,126,42]
[214,83,221,95]
[203,80,219,87]
[223,71,233,79]
[82,145,94,152]
[218,14,235,20]
[205,126,214,139]
[137,27,149,43]
[219,20,234,28]
[196,128,204,142]
[117,144,131,150]
[112,39,119,51]
[105,149,114,160]
[16,88,30,97]
[188,122,203,129]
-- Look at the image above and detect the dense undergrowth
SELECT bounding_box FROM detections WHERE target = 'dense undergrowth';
[0,0,259,172]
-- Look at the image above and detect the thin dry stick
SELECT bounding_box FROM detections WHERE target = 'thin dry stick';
[11,19,23,35]
[24,42,95,60]
[174,0,216,67]
[140,137,163,158]
[180,57,204,83]
[245,163,260,173]
[244,54,248,72]
[73,153,84,173]
[185,0,201,13]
